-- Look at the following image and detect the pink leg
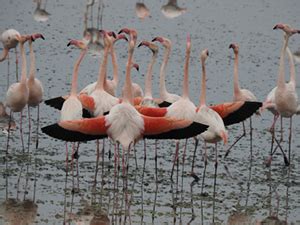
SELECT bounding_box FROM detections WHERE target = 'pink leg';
[36,104,40,149]
[15,47,18,81]
[201,142,207,194]
[171,140,180,180]
[65,142,69,177]
[20,111,25,152]
[191,137,199,179]
[224,121,246,158]
[7,52,10,90]
[6,111,12,155]
[288,117,292,163]
[27,106,31,152]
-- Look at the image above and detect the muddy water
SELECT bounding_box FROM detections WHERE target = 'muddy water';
[0,0,300,224]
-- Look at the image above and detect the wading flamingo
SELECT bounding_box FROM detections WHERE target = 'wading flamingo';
[191,49,228,193]
[5,34,31,153]
[224,43,258,158]
[27,33,45,149]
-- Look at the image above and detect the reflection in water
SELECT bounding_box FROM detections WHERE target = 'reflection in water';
[0,155,38,225]
[83,0,105,58]
[135,2,150,20]
[161,0,187,19]
[33,0,50,22]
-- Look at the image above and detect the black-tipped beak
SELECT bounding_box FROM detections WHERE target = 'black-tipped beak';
[207,51,209,56]
[152,37,157,42]
[41,35,45,40]
[67,41,71,47]
[111,32,117,39]
[31,36,35,42]
[137,42,143,48]
[273,25,278,30]
[229,44,234,49]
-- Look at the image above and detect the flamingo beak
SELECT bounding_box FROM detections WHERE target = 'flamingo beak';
[151,37,163,43]
[273,23,284,30]
[118,28,130,35]
[107,31,117,39]
[138,41,148,48]
[229,44,234,49]
[133,63,139,71]
[31,33,45,42]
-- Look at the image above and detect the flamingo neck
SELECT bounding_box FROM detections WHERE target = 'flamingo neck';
[70,49,87,96]
[144,51,157,99]
[286,46,296,88]
[0,48,9,62]
[123,47,134,104]
[182,44,191,99]
[233,52,240,96]
[111,46,119,84]
[95,44,110,91]
[20,42,27,84]
[159,46,171,98]
[277,36,289,89]
[28,42,36,80]
[199,59,206,106]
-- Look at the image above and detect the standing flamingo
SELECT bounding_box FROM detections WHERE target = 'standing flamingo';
[273,23,299,164]
[5,34,31,152]
[137,40,159,107]
[27,33,45,149]
[42,28,208,176]
[192,49,228,194]
[224,43,258,158]
[0,29,20,87]
[152,36,180,107]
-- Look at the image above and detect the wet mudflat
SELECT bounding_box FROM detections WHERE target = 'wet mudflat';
[0,0,300,224]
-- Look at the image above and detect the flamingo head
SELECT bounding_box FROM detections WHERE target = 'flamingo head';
[219,130,228,145]
[152,36,171,48]
[99,29,113,48]
[67,39,87,49]
[138,41,159,54]
[132,63,139,72]
[115,34,128,43]
[229,43,239,54]
[107,31,117,39]
[273,23,300,36]
[31,33,45,42]
[200,48,209,62]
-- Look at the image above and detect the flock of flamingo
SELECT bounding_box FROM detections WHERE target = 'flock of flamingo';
[0,23,299,186]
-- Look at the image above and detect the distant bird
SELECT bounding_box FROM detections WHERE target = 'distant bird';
[161,0,187,19]
[192,49,228,193]
[224,43,258,158]
[135,2,150,20]
[0,102,16,134]
[152,36,180,107]
[27,33,45,149]
[5,34,31,152]
[33,0,51,22]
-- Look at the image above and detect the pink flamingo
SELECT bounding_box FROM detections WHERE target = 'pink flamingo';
[192,49,228,192]
[27,33,45,149]
[224,43,258,158]
[152,36,180,106]
[5,34,31,152]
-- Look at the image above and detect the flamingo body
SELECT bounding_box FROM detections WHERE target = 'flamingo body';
[27,77,44,107]
[60,95,83,121]
[6,83,29,112]
[1,29,20,50]
[166,98,196,120]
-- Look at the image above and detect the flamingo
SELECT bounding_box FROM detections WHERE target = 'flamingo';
[161,0,187,19]
[272,23,299,164]
[33,0,51,22]
[41,28,208,175]
[80,32,128,96]
[224,43,258,158]
[5,34,31,153]
[135,2,150,20]
[191,49,228,192]
[152,36,180,107]
[137,40,159,107]
[27,33,45,149]
[0,29,20,87]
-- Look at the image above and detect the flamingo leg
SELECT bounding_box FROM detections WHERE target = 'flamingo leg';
[27,106,31,152]
[15,47,18,81]
[134,144,138,169]
[94,139,100,188]
[288,117,292,163]
[280,116,283,142]
[224,121,246,158]
[212,143,218,224]
[6,111,12,155]
[265,114,279,167]
[201,142,208,194]
[75,142,80,191]
[249,117,253,159]
[36,104,40,149]
[181,139,188,189]
[71,143,75,192]
[271,136,289,166]
[65,142,69,178]
[20,110,25,152]
[7,52,10,90]
[171,140,180,181]
[155,140,158,181]
[143,139,147,161]
[191,137,199,180]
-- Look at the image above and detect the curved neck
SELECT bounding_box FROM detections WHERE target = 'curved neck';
[28,41,36,80]
[182,44,191,99]
[144,52,157,99]
[159,46,171,98]
[70,49,87,96]
[233,52,240,95]
[111,46,119,84]
[286,46,296,87]
[20,42,27,84]
[277,36,289,89]
[199,59,206,106]
[123,47,134,104]
[0,48,9,62]
[95,44,110,90]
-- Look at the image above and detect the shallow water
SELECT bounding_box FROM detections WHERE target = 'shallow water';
[0,0,300,224]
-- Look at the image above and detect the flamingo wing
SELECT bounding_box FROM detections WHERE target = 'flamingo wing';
[142,116,208,139]
[135,106,167,117]
[210,101,262,126]
[41,117,108,142]
[44,95,92,118]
